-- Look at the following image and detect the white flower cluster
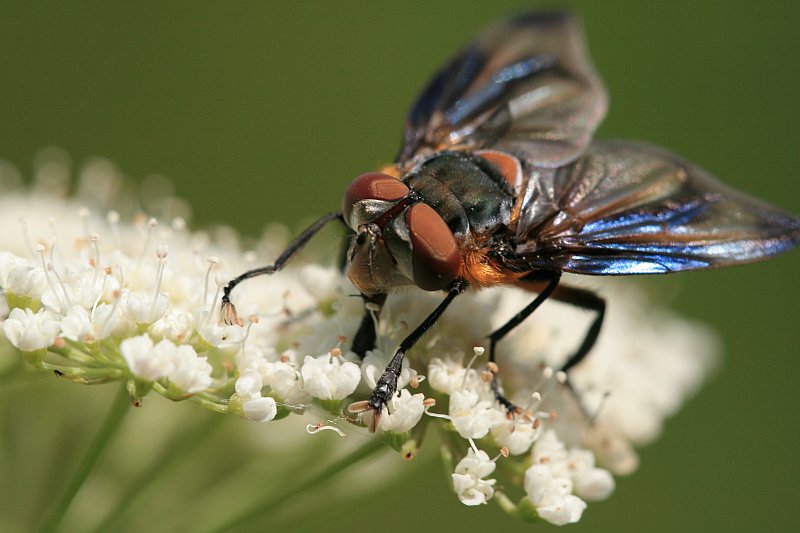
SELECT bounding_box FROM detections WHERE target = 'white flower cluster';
[0,152,719,526]
[524,430,614,525]
[451,447,497,506]
[427,357,611,523]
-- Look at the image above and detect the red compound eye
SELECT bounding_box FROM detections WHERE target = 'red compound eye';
[343,172,410,226]
[406,203,460,291]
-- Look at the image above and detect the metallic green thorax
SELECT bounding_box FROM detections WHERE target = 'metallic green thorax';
[404,152,514,237]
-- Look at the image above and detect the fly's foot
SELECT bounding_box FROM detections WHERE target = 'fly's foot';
[348,367,400,433]
[487,362,522,417]
[220,300,243,327]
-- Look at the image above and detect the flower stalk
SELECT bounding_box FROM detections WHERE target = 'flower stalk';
[205,437,387,533]
[36,383,131,533]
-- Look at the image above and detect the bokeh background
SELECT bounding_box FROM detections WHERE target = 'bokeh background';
[1,1,798,532]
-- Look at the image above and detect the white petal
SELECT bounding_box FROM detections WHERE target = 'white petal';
[301,354,360,400]
[235,368,263,400]
[2,307,60,351]
[243,396,277,422]
[491,418,540,455]
[380,389,425,433]
[451,473,495,506]
[263,360,311,405]
[531,430,569,475]
[427,357,467,394]
[90,303,117,340]
[574,468,615,501]
[454,448,496,479]
[60,305,94,342]
[120,334,173,381]
[6,265,46,298]
[449,389,502,440]
[524,464,573,508]
[167,344,213,393]
[537,495,587,526]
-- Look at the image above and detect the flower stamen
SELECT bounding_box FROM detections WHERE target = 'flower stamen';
[136,217,158,269]
[306,421,346,437]
[90,233,101,286]
[37,244,64,313]
[150,245,168,317]
[203,256,219,307]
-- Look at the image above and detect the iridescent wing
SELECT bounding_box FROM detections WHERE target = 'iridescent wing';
[397,11,607,169]
[512,140,800,274]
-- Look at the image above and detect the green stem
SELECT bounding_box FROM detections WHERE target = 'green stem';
[40,361,123,379]
[92,415,224,533]
[151,382,229,413]
[188,394,229,413]
[48,344,95,365]
[205,437,386,533]
[36,383,131,533]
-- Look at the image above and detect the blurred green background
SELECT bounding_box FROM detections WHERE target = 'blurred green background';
[1,1,798,532]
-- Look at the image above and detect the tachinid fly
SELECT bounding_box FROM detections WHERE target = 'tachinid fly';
[221,11,800,432]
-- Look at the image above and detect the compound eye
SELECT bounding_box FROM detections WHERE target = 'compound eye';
[343,172,409,227]
[406,203,460,291]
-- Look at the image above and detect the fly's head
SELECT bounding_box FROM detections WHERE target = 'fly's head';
[346,221,408,296]
[343,172,461,296]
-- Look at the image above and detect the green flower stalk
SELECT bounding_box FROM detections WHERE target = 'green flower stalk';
[0,150,719,527]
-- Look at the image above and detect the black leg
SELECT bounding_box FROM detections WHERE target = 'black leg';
[351,293,386,357]
[490,251,606,366]
[363,279,468,431]
[546,285,606,422]
[338,227,354,273]
[487,271,561,410]
[221,212,343,325]
[484,271,605,413]
[550,286,606,373]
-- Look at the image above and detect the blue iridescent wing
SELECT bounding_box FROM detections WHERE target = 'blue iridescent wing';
[397,11,607,169]
[513,140,800,274]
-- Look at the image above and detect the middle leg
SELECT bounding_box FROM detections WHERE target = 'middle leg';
[487,271,561,410]
[488,272,606,412]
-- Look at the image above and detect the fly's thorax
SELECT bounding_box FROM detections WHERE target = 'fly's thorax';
[404,152,516,237]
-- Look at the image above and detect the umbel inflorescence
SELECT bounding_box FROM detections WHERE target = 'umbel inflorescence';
[0,150,718,525]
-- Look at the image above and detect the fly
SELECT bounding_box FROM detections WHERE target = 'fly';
[221,11,799,432]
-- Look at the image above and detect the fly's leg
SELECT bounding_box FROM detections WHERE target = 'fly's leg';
[351,293,386,357]
[487,271,561,412]
[549,286,606,420]
[486,270,605,417]
[338,226,354,272]
[221,212,343,325]
[351,279,468,432]
[552,286,606,373]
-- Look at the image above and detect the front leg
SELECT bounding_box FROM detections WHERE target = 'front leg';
[221,212,343,325]
[353,279,468,432]
[368,349,406,416]
[351,293,386,357]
